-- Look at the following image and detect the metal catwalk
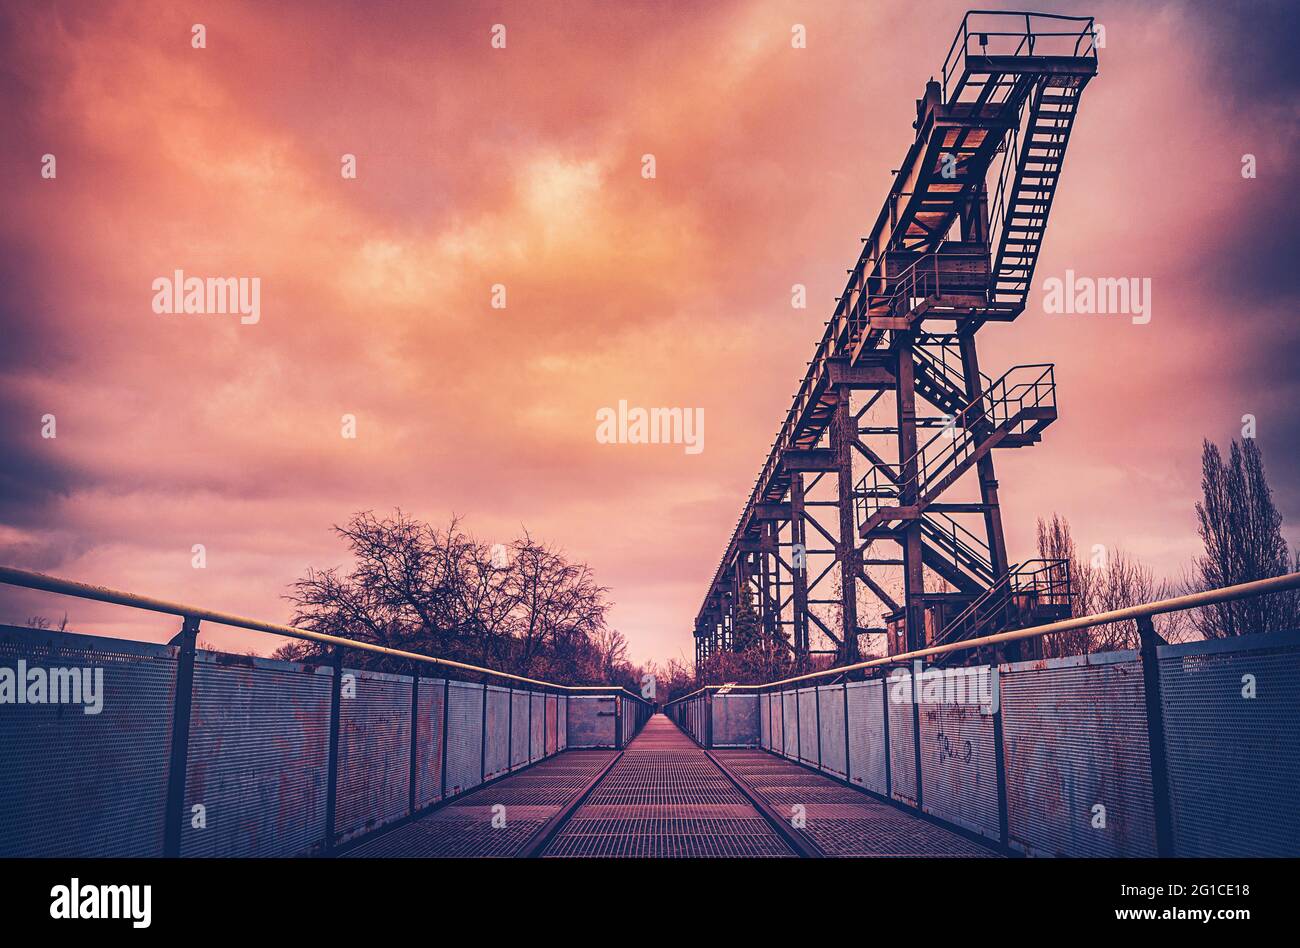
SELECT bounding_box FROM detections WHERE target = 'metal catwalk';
[344,714,997,857]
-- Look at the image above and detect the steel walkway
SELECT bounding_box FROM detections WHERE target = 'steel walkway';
[541,713,794,857]
[343,751,617,858]
[344,713,998,857]
[710,749,997,857]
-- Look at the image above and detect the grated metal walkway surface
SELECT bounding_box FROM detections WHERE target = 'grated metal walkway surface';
[344,750,615,857]
[541,714,795,857]
[712,749,1000,857]
[343,715,1001,858]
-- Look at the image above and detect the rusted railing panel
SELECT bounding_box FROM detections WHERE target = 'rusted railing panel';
[711,693,760,748]
[1001,652,1156,857]
[183,652,332,857]
[413,678,445,808]
[444,681,484,798]
[0,627,174,856]
[529,692,545,762]
[335,668,412,845]
[780,690,798,760]
[846,679,887,795]
[797,687,819,767]
[816,685,848,778]
[918,678,1001,841]
[483,685,511,780]
[545,694,559,756]
[1159,631,1300,857]
[887,680,918,806]
[509,690,529,769]
[566,694,616,747]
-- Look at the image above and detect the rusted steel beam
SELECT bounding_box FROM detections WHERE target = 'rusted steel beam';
[790,475,811,671]
[737,535,777,554]
[896,338,926,653]
[782,447,837,472]
[827,360,896,388]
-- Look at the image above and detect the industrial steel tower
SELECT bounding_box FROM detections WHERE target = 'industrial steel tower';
[696,12,1098,673]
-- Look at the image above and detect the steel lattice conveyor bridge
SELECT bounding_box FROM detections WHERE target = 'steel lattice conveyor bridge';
[693,10,1101,672]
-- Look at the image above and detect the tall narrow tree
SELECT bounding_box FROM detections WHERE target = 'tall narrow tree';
[1193,439,1298,637]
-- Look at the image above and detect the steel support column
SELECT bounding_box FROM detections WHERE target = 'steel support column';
[790,473,811,673]
[897,336,925,651]
[831,393,861,664]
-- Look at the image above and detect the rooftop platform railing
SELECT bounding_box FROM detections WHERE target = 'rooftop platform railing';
[941,10,1098,105]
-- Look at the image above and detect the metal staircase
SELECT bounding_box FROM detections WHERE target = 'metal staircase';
[857,362,1058,537]
[911,340,988,418]
[920,511,996,590]
[932,558,1073,648]
[991,80,1085,305]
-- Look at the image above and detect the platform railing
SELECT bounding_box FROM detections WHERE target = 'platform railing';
[856,363,1056,528]
[0,565,651,858]
[673,571,1300,857]
[941,11,1098,104]
[739,571,1300,691]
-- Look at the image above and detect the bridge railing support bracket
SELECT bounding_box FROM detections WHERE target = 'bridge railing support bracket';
[1138,615,1175,857]
[162,615,200,858]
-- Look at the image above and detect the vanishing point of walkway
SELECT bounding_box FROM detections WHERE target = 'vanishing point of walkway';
[345,713,996,858]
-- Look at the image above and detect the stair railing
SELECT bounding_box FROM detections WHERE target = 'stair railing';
[857,363,1056,529]
[919,511,995,584]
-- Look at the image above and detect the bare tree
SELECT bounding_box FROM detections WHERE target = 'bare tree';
[1192,439,1299,637]
[1035,514,1184,656]
[25,613,68,632]
[275,510,612,683]
[589,626,629,683]
[1036,514,1091,657]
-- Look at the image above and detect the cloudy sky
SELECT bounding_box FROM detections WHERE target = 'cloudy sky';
[1,0,1296,665]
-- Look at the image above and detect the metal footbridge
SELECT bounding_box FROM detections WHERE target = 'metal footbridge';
[1,564,1299,859]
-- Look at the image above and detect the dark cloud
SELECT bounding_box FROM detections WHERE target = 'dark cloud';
[1188,0,1300,107]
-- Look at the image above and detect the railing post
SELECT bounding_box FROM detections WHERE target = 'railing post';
[506,683,514,771]
[793,688,800,760]
[324,645,344,853]
[841,684,850,781]
[991,666,1009,848]
[439,678,450,800]
[703,692,712,749]
[912,662,924,811]
[479,680,488,781]
[408,663,419,816]
[162,615,199,857]
[813,684,823,768]
[881,672,892,797]
[615,694,624,750]
[1138,615,1175,856]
